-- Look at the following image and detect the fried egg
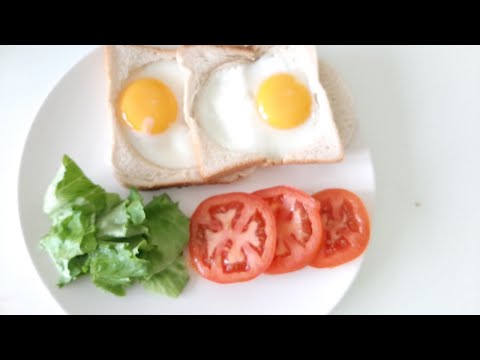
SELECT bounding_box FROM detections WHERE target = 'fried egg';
[118,60,196,169]
[194,52,322,158]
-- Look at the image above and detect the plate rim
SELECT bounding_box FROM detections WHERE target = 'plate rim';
[17,46,374,315]
[17,47,100,315]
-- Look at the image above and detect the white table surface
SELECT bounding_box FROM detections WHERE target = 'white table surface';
[1,45,479,315]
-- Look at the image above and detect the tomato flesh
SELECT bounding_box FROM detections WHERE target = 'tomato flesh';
[311,189,370,268]
[189,193,277,283]
[254,186,323,274]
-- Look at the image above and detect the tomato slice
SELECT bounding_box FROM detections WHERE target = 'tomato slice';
[189,192,277,283]
[253,186,323,274]
[311,189,370,268]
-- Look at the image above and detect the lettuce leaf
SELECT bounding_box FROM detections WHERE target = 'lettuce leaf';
[67,254,90,281]
[105,192,122,212]
[40,207,97,286]
[41,155,191,297]
[96,189,148,239]
[43,155,106,216]
[90,241,149,296]
[142,194,190,275]
[126,189,146,225]
[143,256,189,297]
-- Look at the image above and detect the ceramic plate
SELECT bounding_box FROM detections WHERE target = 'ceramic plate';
[18,46,375,314]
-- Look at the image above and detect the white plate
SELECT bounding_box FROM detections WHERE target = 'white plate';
[18,46,375,315]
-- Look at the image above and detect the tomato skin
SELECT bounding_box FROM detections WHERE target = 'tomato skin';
[310,189,370,268]
[253,186,323,275]
[189,192,277,284]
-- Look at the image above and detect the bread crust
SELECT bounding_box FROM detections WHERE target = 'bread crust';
[104,45,354,187]
[104,45,255,189]
[178,45,345,180]
[114,165,255,190]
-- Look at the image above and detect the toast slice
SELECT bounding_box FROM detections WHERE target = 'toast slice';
[317,58,356,147]
[104,45,254,189]
[178,45,344,180]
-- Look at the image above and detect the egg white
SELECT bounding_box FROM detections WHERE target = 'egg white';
[122,60,196,169]
[194,54,321,159]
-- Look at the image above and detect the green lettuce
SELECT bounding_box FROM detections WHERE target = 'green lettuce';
[96,189,148,239]
[40,206,97,286]
[43,155,106,216]
[41,155,190,297]
[90,241,150,296]
[67,254,91,281]
[142,194,190,275]
[143,257,189,297]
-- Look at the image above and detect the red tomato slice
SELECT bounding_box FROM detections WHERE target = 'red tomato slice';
[311,189,370,268]
[253,186,323,274]
[189,192,277,284]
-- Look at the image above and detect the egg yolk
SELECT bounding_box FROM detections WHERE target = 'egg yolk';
[256,73,312,129]
[119,78,177,134]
